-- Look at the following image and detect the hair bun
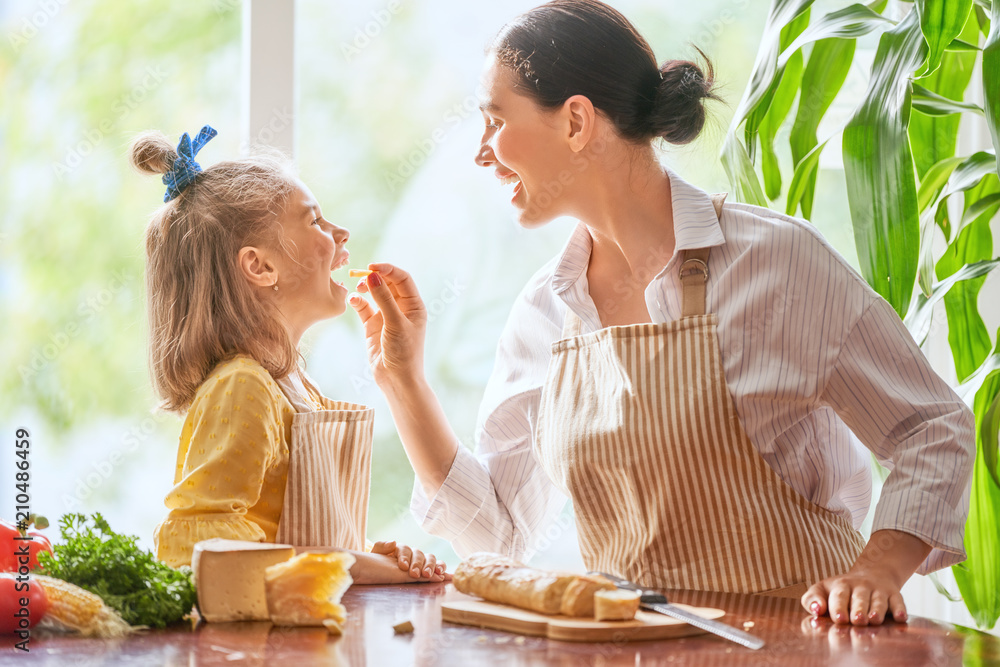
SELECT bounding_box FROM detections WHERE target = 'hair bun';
[129,130,178,175]
[649,54,718,145]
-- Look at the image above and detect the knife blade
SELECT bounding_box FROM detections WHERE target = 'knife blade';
[589,571,765,650]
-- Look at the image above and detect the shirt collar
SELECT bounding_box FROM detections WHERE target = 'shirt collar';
[550,166,726,296]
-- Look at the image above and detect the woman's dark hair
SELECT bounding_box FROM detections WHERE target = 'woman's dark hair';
[490,0,719,145]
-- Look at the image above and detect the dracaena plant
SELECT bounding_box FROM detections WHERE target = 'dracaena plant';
[723,0,1000,629]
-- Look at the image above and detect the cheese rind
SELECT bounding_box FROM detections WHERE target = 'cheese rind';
[264,552,356,626]
[191,539,295,623]
[593,589,641,621]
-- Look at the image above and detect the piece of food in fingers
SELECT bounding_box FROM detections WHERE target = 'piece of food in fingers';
[452,552,615,618]
[348,269,373,278]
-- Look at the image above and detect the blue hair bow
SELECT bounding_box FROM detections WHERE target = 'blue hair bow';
[162,125,218,202]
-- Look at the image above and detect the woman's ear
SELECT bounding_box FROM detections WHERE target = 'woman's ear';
[238,246,279,289]
[564,94,596,152]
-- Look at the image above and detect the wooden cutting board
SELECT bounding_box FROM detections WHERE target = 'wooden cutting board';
[441,596,726,643]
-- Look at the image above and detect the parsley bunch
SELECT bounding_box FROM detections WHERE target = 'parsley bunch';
[34,513,196,628]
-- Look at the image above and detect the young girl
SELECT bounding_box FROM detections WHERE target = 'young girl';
[135,126,445,583]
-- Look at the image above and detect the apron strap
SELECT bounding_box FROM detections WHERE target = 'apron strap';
[679,193,727,318]
[275,370,316,414]
[562,308,584,338]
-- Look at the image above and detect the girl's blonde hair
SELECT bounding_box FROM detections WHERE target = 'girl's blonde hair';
[130,131,298,412]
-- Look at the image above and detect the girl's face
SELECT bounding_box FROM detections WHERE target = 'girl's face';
[271,180,351,332]
[475,60,579,228]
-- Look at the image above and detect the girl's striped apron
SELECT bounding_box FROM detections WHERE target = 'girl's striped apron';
[535,194,864,596]
[274,370,374,551]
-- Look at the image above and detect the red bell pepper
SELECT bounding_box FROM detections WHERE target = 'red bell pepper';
[1,515,53,573]
[0,572,49,634]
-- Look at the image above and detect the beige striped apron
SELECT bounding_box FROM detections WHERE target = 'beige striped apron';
[535,194,864,596]
[274,370,374,550]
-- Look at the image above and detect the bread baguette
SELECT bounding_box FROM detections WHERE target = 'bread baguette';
[452,552,615,617]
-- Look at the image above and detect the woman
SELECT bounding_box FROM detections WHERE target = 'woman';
[350,0,974,625]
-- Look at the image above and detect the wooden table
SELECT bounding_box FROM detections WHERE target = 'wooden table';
[6,584,999,665]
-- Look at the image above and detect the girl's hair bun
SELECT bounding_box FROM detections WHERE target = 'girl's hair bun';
[649,53,719,145]
[129,130,178,175]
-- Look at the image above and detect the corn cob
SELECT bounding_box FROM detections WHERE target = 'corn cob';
[32,574,133,638]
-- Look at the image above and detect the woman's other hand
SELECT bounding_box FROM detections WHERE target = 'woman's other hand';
[349,263,427,389]
[801,530,931,626]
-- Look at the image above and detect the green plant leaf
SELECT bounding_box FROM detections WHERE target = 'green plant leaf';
[780,3,894,63]
[946,37,982,50]
[929,572,964,602]
[935,175,997,381]
[911,82,985,115]
[843,8,926,316]
[904,258,1000,344]
[983,0,1000,175]
[722,134,769,206]
[941,152,999,239]
[789,38,856,217]
[731,0,816,129]
[752,10,811,186]
[723,0,814,195]
[961,191,1000,225]
[917,206,940,296]
[786,139,829,216]
[749,11,814,166]
[918,156,966,210]
[958,333,1000,404]
[760,51,804,199]
[915,0,973,76]
[909,13,980,178]
[953,353,1000,630]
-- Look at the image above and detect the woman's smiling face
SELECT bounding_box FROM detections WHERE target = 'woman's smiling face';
[475,59,580,228]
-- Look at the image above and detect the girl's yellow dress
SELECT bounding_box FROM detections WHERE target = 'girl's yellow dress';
[153,356,323,567]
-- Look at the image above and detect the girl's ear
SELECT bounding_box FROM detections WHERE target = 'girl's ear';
[238,246,279,289]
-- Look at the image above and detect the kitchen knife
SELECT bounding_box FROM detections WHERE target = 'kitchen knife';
[590,571,765,650]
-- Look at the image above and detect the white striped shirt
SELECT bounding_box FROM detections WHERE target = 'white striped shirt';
[411,167,975,575]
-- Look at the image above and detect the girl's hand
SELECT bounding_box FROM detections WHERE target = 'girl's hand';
[801,530,930,626]
[349,263,427,390]
[371,539,448,581]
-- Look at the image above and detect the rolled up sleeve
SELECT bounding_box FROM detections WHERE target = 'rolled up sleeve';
[821,297,975,573]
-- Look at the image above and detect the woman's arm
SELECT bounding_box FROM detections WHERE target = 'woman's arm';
[811,297,975,624]
[350,263,567,559]
[349,264,461,496]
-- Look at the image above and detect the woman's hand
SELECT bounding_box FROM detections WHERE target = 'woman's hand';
[349,263,427,390]
[801,530,931,626]
[371,539,448,581]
